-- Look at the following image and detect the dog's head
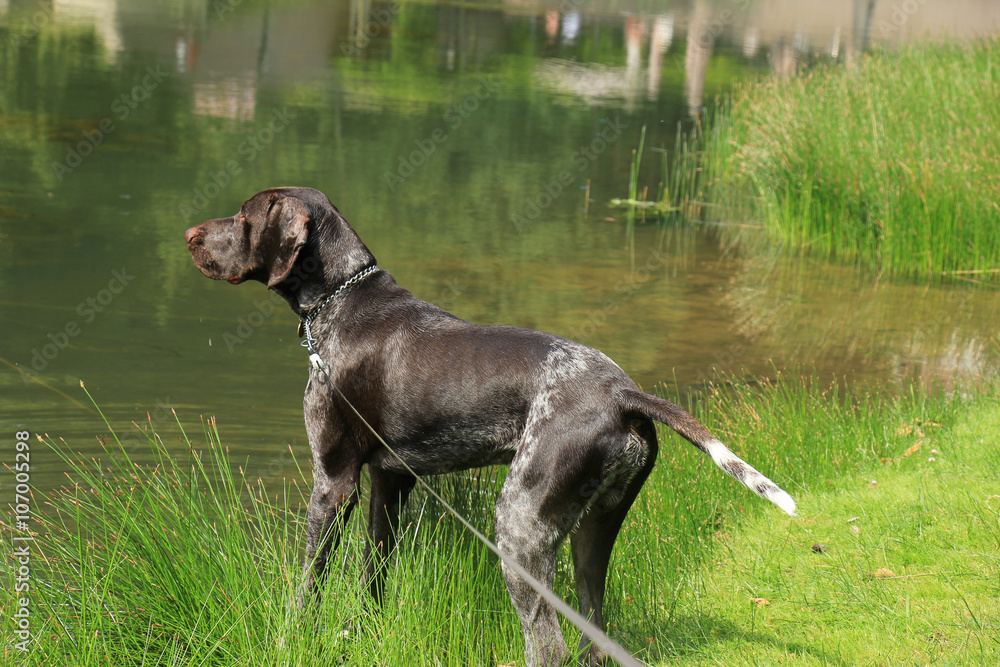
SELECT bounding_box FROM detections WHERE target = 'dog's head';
[184,187,373,296]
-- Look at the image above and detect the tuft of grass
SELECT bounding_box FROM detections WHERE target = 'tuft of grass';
[4,377,997,665]
[676,38,1000,279]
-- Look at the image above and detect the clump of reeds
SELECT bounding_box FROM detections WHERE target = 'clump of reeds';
[697,38,1000,279]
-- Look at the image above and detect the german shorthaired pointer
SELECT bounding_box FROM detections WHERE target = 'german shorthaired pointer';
[184,187,795,666]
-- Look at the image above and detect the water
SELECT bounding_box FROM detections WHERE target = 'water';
[1,0,998,493]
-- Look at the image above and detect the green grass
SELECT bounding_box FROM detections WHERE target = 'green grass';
[3,378,997,665]
[670,39,1000,279]
[655,386,1000,665]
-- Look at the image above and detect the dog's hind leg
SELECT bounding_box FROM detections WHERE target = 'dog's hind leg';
[496,418,636,667]
[495,462,578,667]
[570,423,658,666]
[364,466,416,604]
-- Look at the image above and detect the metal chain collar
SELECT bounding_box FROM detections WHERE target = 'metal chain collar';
[299,264,379,371]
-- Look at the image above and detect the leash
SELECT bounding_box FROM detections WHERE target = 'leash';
[303,344,644,666]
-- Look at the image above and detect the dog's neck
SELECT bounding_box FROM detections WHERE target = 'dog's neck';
[301,263,380,324]
[271,214,378,318]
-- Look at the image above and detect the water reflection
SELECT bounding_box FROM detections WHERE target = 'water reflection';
[1,0,998,494]
[716,244,1000,389]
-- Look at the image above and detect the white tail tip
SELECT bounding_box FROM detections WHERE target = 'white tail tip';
[765,487,797,516]
[703,438,797,517]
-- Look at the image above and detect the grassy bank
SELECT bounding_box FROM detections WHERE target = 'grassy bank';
[676,39,1000,279]
[656,386,1000,665]
[3,378,997,665]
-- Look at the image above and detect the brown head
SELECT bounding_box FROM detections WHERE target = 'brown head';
[184,187,375,312]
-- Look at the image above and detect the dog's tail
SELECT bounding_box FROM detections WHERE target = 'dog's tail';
[618,389,797,516]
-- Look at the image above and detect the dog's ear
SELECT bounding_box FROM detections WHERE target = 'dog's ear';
[266,197,310,288]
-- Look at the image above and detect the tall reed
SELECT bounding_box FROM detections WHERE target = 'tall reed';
[675,39,1000,279]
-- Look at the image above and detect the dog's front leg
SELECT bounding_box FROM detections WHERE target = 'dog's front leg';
[299,381,367,608]
[364,467,417,604]
[299,465,361,607]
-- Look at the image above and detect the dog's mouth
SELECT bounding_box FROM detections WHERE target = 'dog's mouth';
[186,252,244,285]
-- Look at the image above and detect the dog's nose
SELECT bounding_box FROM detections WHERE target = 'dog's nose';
[184,226,202,245]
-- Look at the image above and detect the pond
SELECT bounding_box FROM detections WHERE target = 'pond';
[1,0,998,494]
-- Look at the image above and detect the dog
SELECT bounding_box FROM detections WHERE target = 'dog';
[184,187,796,666]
